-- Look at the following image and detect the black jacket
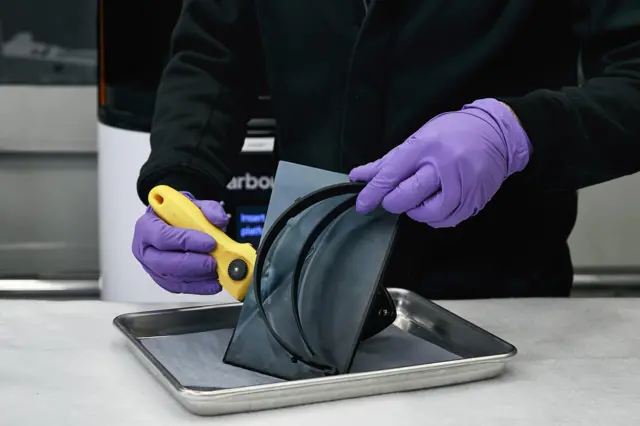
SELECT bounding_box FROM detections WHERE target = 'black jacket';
[138,0,640,299]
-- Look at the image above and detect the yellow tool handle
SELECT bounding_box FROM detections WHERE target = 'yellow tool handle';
[148,185,256,301]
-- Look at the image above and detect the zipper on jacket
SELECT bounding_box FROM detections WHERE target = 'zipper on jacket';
[361,0,369,13]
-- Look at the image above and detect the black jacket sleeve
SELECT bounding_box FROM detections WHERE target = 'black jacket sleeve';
[500,0,640,191]
[136,0,264,204]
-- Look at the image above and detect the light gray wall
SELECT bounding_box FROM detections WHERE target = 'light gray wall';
[0,86,96,152]
[0,86,98,277]
[570,175,640,269]
[0,85,638,278]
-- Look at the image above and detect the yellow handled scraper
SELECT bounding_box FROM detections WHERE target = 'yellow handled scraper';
[148,185,256,301]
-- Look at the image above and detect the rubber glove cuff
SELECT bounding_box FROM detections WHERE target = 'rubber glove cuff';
[462,98,533,177]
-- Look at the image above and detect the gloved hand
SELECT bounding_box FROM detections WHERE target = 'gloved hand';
[132,191,230,294]
[349,98,532,228]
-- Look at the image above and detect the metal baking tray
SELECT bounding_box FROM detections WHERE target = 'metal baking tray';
[113,288,517,416]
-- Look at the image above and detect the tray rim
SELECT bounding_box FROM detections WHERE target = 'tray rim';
[122,336,511,415]
[112,288,518,399]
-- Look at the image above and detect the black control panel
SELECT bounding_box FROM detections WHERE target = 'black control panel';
[223,149,275,248]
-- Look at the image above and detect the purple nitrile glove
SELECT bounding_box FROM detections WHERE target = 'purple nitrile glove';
[132,191,230,295]
[349,98,532,228]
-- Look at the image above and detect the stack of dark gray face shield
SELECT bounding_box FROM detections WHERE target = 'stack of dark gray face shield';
[223,162,400,380]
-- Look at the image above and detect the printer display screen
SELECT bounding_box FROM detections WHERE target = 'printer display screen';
[234,205,268,248]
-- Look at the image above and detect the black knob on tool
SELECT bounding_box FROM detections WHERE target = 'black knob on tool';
[228,259,249,281]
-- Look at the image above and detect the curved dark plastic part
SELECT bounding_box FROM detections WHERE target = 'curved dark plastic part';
[361,283,397,340]
[251,181,397,374]
[290,195,358,358]
[252,183,362,372]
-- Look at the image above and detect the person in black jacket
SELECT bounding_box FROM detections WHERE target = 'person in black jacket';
[132,0,640,299]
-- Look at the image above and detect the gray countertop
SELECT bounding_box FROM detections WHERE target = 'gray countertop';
[1,298,638,425]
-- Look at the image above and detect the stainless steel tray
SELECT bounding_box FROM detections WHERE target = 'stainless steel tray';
[113,288,517,416]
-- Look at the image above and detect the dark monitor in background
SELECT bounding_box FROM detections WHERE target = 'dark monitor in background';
[0,0,97,84]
